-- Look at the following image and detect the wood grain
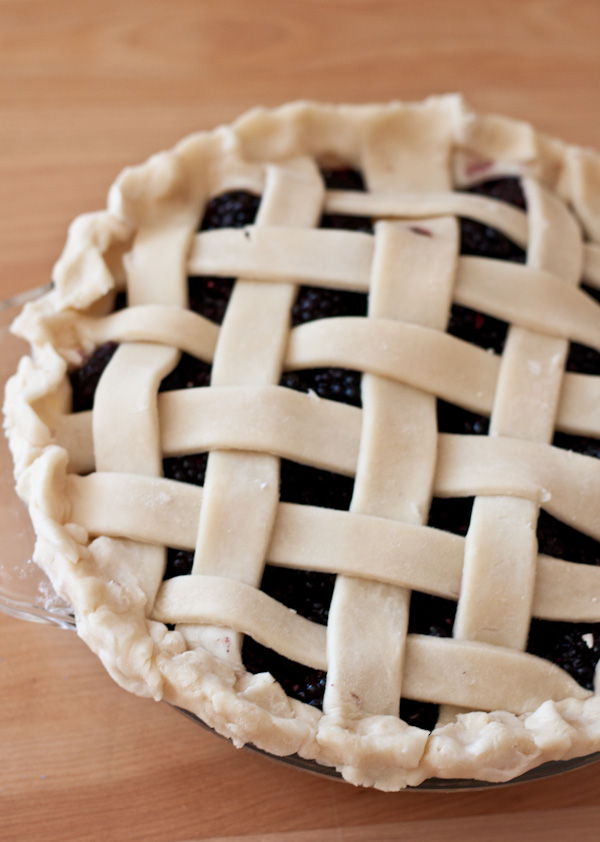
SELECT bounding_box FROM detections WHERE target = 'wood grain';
[2,1,600,840]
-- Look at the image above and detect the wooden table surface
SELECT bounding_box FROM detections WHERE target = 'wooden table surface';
[2,1,600,839]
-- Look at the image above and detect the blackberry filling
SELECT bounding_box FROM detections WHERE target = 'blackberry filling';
[527,621,600,691]
[279,368,362,407]
[242,641,327,708]
[159,355,212,392]
[163,548,194,580]
[566,284,600,373]
[291,168,370,328]
[200,190,261,231]
[537,510,600,566]
[428,497,475,538]
[437,400,489,436]
[553,432,600,460]
[319,166,373,234]
[291,286,368,327]
[188,276,235,325]
[446,305,508,355]
[259,566,336,626]
[69,342,119,413]
[187,189,262,325]
[241,524,338,704]
[68,176,600,727]
[459,177,527,264]
[279,460,355,511]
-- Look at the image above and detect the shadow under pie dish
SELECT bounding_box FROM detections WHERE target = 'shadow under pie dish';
[5,96,600,791]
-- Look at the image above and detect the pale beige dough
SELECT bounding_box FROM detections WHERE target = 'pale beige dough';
[5,96,600,789]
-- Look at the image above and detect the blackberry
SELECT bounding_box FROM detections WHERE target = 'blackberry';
[320,213,373,234]
[528,621,600,691]
[567,342,600,375]
[114,291,127,310]
[187,190,261,325]
[428,497,475,538]
[69,342,119,412]
[447,304,508,355]
[400,593,457,730]
[162,453,208,579]
[536,510,600,567]
[320,167,367,191]
[159,354,212,392]
[164,549,194,580]
[163,453,208,486]
[242,637,327,708]
[260,565,336,626]
[553,432,600,460]
[566,288,600,373]
[291,286,368,326]
[437,399,489,436]
[460,177,526,264]
[199,190,260,231]
[290,168,371,325]
[468,176,526,209]
[279,460,354,511]
[400,698,440,732]
[188,276,235,325]
[408,591,457,638]
[460,220,526,263]
[319,166,373,230]
[279,368,362,407]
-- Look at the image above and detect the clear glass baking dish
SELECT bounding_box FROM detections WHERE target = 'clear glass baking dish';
[0,286,75,628]
[1,287,599,789]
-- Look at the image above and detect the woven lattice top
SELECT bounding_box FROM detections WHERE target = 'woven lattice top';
[6,97,600,789]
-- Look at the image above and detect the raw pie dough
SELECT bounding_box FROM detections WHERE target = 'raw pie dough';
[5,96,600,790]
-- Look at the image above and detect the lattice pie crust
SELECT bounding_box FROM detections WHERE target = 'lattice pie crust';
[6,96,600,789]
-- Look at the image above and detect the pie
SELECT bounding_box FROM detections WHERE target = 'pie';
[5,96,600,790]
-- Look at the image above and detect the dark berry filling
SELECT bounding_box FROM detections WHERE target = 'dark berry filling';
[163,452,208,486]
[164,548,194,580]
[159,355,212,392]
[319,166,373,234]
[428,497,475,538]
[321,167,368,192]
[528,621,600,691]
[260,566,336,626]
[537,510,600,566]
[437,400,489,436]
[67,175,600,727]
[279,368,362,407]
[245,468,342,708]
[187,189,261,325]
[188,276,235,325]
[161,453,208,580]
[242,639,327,708]
[459,177,526,265]
[279,460,355,511]
[566,284,600,373]
[291,286,368,327]
[446,305,508,355]
[69,342,119,413]
[200,190,261,231]
[553,432,600,460]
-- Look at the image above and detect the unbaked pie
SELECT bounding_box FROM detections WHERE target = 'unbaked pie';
[5,96,600,789]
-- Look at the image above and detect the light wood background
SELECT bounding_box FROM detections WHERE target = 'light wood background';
[2,1,600,840]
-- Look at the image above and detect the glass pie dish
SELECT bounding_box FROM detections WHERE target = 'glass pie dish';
[2,286,599,791]
[0,285,74,628]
